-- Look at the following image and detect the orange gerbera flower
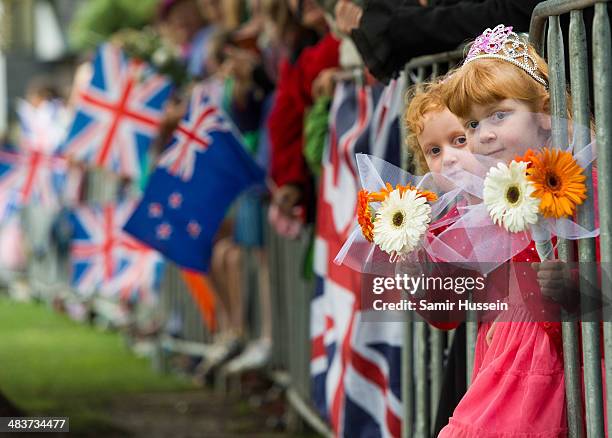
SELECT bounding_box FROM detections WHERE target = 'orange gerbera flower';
[357,189,374,242]
[527,148,587,218]
[369,183,438,203]
[514,149,538,168]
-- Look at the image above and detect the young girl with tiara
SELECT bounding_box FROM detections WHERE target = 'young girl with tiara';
[435,24,581,437]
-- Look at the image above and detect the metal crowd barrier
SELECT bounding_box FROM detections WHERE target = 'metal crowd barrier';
[530,1,611,436]
[266,224,333,435]
[154,261,213,373]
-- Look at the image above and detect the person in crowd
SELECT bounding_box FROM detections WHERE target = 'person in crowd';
[266,0,340,238]
[334,0,541,83]
[158,0,220,78]
[195,0,280,379]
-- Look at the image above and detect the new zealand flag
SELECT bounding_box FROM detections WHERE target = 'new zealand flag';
[123,84,265,272]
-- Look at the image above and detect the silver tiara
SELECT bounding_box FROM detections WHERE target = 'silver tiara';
[464,24,548,88]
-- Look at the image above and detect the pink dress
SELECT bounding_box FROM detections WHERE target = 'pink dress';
[438,244,567,437]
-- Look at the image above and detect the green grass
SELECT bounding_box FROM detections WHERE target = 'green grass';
[0,296,192,431]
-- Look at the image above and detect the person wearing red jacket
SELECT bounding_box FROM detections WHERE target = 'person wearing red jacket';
[267,0,340,236]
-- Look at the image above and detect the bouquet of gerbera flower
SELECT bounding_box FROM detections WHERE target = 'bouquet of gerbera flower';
[433,140,599,272]
[335,154,469,274]
[357,182,438,257]
[483,147,590,232]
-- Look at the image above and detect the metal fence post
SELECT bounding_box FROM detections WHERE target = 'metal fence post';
[592,2,612,436]
[569,9,605,437]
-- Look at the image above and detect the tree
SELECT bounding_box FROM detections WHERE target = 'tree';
[69,0,159,52]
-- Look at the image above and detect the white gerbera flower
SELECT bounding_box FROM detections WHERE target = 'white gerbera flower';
[483,160,540,232]
[373,188,432,255]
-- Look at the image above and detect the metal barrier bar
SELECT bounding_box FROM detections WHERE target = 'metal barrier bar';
[286,388,334,438]
[156,261,212,359]
[430,58,447,429]
[592,2,612,435]
[85,168,120,203]
[429,329,443,434]
[414,321,429,438]
[431,62,440,80]
[268,227,288,370]
[404,50,464,70]
[548,16,570,148]
[398,68,414,438]
[265,221,327,434]
[569,7,606,436]
[530,0,611,53]
[561,317,584,438]
[416,67,426,93]
[401,311,414,438]
[567,10,592,438]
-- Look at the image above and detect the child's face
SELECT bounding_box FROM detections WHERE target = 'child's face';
[418,108,481,191]
[463,99,550,163]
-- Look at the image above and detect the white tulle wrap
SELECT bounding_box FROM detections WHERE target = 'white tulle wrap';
[334,154,470,275]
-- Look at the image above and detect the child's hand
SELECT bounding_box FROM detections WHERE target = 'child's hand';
[531,260,578,310]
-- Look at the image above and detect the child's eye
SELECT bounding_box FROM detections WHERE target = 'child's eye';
[454,136,467,146]
[466,120,479,130]
[491,111,509,121]
[428,146,441,156]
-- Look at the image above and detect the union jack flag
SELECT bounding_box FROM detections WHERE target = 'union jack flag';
[312,80,403,438]
[103,248,164,304]
[0,149,67,214]
[368,75,405,167]
[70,200,163,298]
[158,84,230,181]
[62,44,173,179]
[12,98,75,209]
